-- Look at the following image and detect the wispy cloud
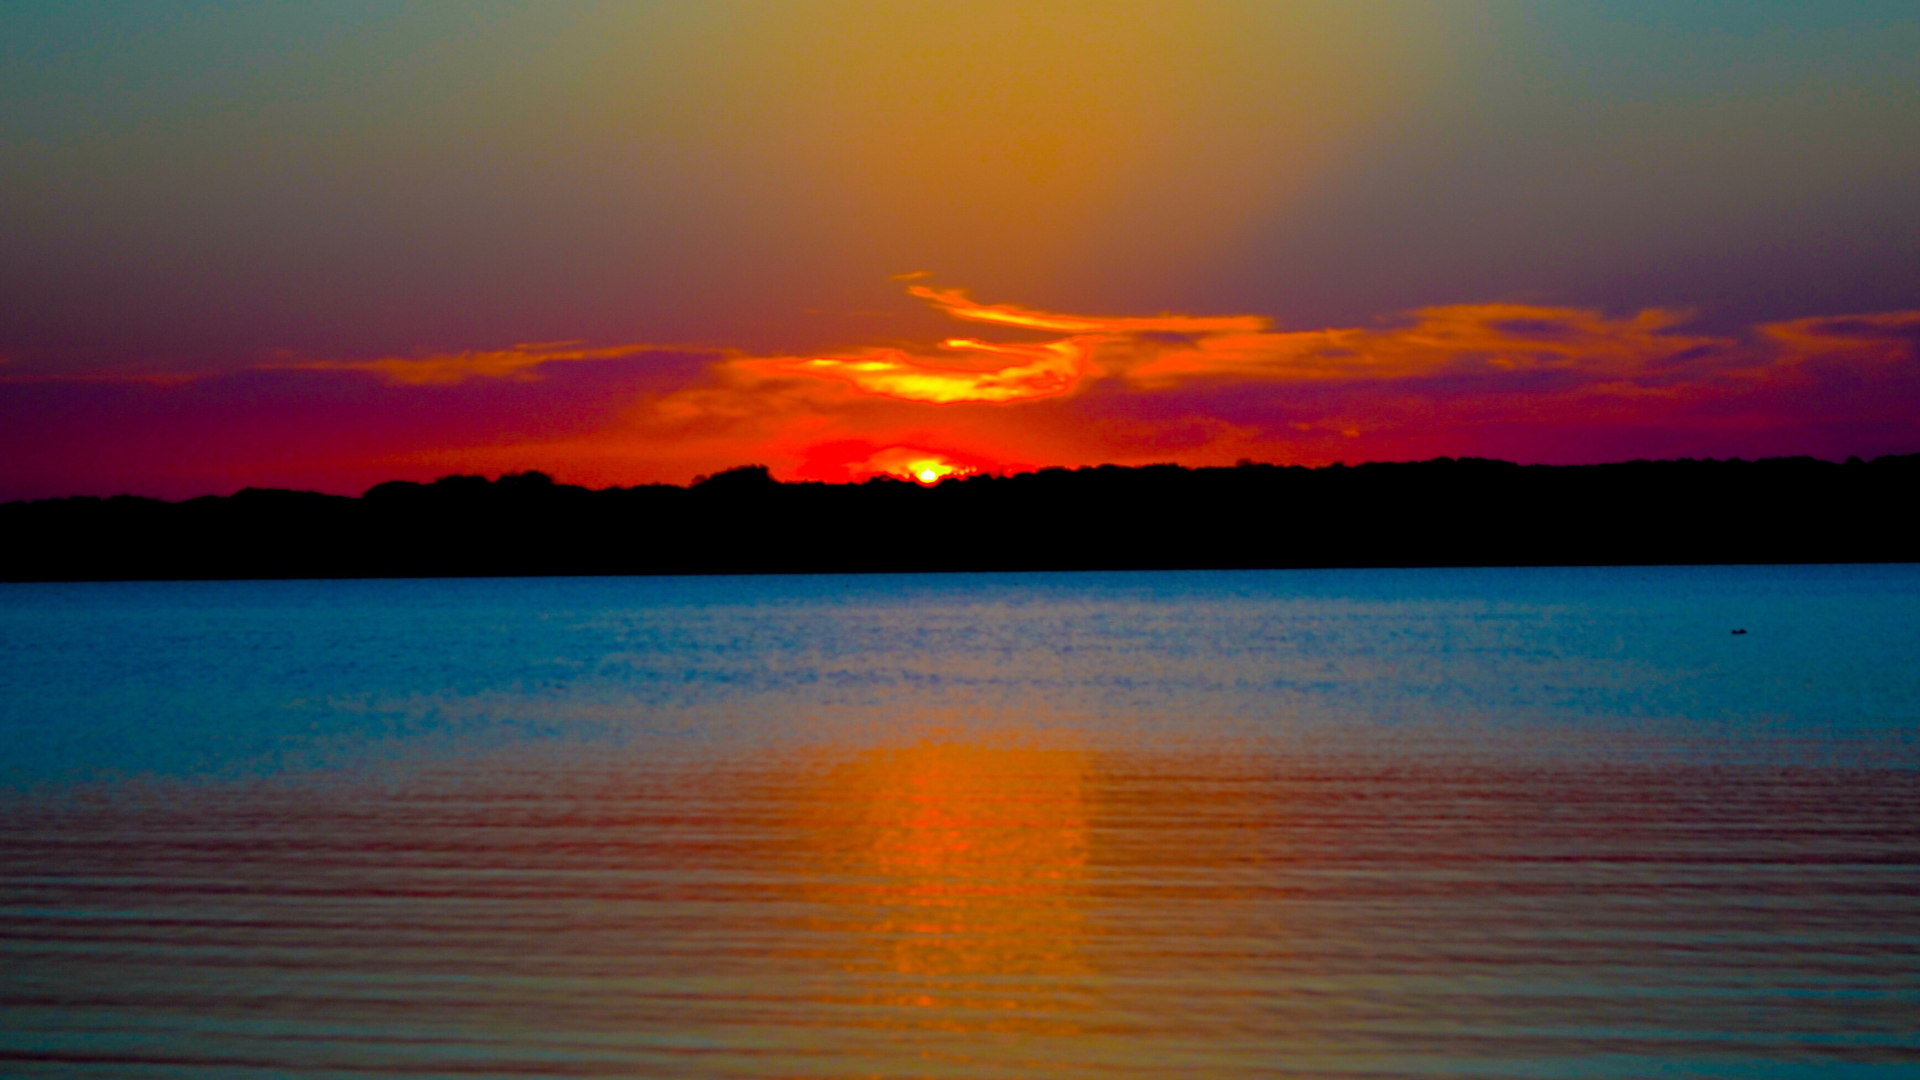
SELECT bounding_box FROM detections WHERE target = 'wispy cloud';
[4,340,687,389]
[651,283,1904,413]
[1760,311,1920,368]
[615,282,1919,480]
[738,338,1094,404]
[274,341,671,386]
[1112,303,1737,388]
[907,284,1268,336]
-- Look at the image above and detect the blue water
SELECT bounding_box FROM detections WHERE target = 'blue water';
[2,566,1917,1077]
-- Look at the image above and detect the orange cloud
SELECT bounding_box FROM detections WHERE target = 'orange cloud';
[691,285,1764,413]
[649,284,1752,420]
[603,282,1916,482]
[739,337,1097,404]
[1759,311,1920,368]
[1114,304,1730,387]
[906,284,1267,336]
[276,341,669,386]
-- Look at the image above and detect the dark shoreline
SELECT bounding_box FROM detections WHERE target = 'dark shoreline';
[4,454,1916,582]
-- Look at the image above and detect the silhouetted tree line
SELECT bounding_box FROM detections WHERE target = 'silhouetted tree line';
[3,454,1916,581]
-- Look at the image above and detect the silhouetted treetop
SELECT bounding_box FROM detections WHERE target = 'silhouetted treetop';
[692,465,776,492]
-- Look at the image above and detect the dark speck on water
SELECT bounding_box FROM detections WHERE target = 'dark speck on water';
[3,565,1917,1079]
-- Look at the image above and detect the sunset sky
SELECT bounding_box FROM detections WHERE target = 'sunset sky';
[3,1,1918,499]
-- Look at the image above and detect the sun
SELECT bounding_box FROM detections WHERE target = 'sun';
[904,458,972,485]
[855,445,981,486]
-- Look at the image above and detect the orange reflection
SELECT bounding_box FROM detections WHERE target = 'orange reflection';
[792,741,1091,1022]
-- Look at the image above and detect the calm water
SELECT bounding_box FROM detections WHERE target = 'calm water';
[2,566,1917,1078]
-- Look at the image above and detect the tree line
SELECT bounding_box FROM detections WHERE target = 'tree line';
[3,454,1915,581]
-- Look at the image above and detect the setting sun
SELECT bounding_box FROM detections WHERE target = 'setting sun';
[841,446,980,486]
[902,458,971,485]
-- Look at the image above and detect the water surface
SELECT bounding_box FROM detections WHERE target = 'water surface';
[3,567,1917,1077]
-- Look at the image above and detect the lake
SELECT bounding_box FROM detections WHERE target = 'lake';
[3,566,1917,1078]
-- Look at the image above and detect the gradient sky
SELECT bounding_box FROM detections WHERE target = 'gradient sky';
[3,1,1918,499]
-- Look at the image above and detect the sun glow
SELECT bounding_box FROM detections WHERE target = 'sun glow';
[897,453,979,486]
[904,458,969,486]
[850,445,977,485]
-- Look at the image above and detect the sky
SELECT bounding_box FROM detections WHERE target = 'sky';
[3,0,1918,499]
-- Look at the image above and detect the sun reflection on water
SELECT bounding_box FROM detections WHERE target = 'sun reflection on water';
[790,740,1092,1029]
